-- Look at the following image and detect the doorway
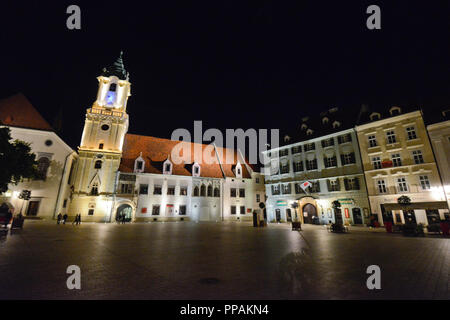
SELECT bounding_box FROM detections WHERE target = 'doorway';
[352,208,363,224]
[426,209,440,225]
[26,201,40,216]
[302,203,318,224]
[275,209,281,222]
[116,204,133,222]
[286,208,292,222]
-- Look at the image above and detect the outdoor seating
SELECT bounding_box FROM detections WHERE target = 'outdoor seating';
[327,223,348,233]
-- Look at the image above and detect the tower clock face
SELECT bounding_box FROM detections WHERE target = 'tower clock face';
[106,91,116,105]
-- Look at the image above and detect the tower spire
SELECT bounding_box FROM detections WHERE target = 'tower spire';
[101,51,128,80]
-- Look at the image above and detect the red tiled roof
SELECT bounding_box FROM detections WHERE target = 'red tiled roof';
[0,93,53,131]
[120,133,251,179]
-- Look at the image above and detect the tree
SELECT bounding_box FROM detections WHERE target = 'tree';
[0,126,38,194]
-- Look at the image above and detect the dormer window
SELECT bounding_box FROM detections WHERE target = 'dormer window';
[301,123,308,130]
[370,112,381,121]
[134,153,145,173]
[332,121,341,128]
[389,106,401,116]
[322,117,329,124]
[306,128,313,136]
[235,162,243,178]
[192,163,200,177]
[284,135,291,143]
[163,158,172,175]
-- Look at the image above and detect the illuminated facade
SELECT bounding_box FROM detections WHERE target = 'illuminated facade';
[263,108,370,225]
[0,94,76,219]
[67,53,265,222]
[427,111,450,215]
[356,108,449,226]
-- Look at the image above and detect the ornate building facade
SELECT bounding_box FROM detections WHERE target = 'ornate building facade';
[67,54,265,222]
[263,108,370,225]
[356,107,449,226]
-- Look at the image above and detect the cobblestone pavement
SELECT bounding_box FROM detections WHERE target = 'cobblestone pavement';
[0,221,448,299]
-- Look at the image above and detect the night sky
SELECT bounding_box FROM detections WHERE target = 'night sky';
[1,1,449,149]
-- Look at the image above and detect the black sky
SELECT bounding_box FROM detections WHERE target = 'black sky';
[1,1,449,148]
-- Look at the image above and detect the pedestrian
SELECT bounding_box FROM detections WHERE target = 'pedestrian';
[4,210,12,228]
[63,213,68,224]
[57,213,62,225]
[77,214,81,225]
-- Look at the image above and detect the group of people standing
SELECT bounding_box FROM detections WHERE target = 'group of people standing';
[56,213,81,225]
[117,213,128,224]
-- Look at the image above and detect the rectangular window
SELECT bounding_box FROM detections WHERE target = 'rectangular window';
[120,183,133,194]
[368,135,377,148]
[304,143,315,152]
[255,177,260,184]
[342,152,356,165]
[309,181,321,193]
[338,133,352,144]
[377,180,387,193]
[230,188,237,197]
[412,150,424,164]
[152,205,160,215]
[167,186,175,195]
[153,185,162,195]
[372,156,382,169]
[324,156,337,168]
[293,160,303,172]
[88,209,94,216]
[397,177,408,192]
[63,199,67,208]
[279,162,290,174]
[180,186,188,196]
[136,161,143,170]
[279,149,289,157]
[406,126,417,140]
[321,138,334,148]
[328,179,340,192]
[306,159,318,170]
[419,175,431,190]
[139,184,148,195]
[271,184,280,195]
[391,153,402,167]
[239,188,245,197]
[295,183,303,194]
[386,130,397,144]
[231,206,236,215]
[256,194,260,203]
[240,206,246,215]
[291,146,302,154]
[179,205,186,215]
[345,177,360,190]
[282,183,291,194]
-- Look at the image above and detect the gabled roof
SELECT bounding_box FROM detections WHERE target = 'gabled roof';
[0,93,53,131]
[119,133,251,179]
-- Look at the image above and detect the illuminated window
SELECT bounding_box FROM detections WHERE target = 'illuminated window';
[419,175,431,190]
[368,135,377,148]
[386,130,397,144]
[377,180,387,193]
[94,160,102,169]
[406,126,417,140]
[412,150,424,164]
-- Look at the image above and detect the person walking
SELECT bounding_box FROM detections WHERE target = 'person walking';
[77,214,81,225]
[57,213,62,225]
[63,214,68,224]
[121,214,126,224]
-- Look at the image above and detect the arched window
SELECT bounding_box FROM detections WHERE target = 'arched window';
[200,185,206,196]
[207,185,213,197]
[90,183,99,196]
[214,187,220,197]
[109,83,117,92]
[389,106,401,116]
[193,186,199,197]
[370,112,381,121]
[37,157,50,180]
[94,160,102,169]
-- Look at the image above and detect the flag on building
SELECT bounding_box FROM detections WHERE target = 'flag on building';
[300,181,311,191]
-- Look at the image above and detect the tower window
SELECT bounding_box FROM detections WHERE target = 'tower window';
[99,143,104,149]
[94,160,102,169]
[101,124,110,131]
[36,157,50,180]
[90,184,99,196]
[109,83,117,92]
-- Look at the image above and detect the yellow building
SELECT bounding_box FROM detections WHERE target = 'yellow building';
[356,107,448,226]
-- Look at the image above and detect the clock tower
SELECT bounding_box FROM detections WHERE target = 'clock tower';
[68,52,131,222]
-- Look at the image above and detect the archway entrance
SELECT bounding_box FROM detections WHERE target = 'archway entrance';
[302,203,318,224]
[116,204,133,222]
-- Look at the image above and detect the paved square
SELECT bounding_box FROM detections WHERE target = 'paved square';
[0,221,448,299]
